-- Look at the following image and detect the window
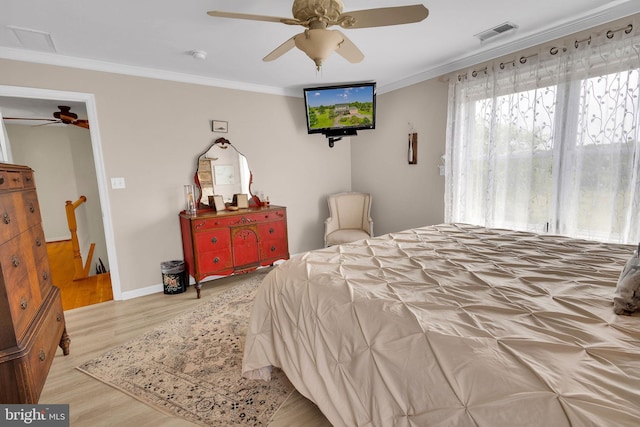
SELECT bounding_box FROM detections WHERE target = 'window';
[446,26,640,244]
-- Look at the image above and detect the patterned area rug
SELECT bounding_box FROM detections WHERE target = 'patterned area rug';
[77,270,294,426]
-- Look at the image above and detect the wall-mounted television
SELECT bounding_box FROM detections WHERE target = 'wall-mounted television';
[303,82,376,146]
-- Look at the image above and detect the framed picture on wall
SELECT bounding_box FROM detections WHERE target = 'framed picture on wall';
[212,120,228,133]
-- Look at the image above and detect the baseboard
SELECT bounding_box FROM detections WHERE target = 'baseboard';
[120,284,164,300]
[119,260,289,300]
[120,276,197,300]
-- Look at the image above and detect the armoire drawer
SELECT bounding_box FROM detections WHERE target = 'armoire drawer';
[0,190,42,242]
[0,233,42,341]
[21,291,66,402]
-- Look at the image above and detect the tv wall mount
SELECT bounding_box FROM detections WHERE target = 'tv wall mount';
[324,129,357,148]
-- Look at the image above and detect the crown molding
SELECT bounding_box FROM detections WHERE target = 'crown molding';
[378,0,640,94]
[0,47,299,98]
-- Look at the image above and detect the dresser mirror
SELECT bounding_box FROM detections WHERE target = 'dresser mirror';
[195,137,258,208]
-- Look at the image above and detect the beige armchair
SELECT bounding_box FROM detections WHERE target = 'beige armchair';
[324,192,373,247]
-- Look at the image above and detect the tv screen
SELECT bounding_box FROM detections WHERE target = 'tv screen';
[303,82,376,136]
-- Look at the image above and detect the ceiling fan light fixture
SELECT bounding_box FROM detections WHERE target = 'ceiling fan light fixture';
[294,29,343,70]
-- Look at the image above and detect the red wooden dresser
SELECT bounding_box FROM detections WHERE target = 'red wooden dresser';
[179,205,289,298]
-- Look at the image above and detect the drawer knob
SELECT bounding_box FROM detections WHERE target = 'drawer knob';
[36,237,42,246]
[211,237,218,244]
[213,257,220,264]
[0,176,4,185]
[13,176,20,183]
[271,245,276,252]
[12,255,20,267]
[42,271,49,281]
[269,227,275,234]
[3,212,10,224]
[28,202,35,213]
[20,297,27,310]
[39,349,46,362]
[56,313,62,322]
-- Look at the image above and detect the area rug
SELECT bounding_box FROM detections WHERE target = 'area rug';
[77,269,294,426]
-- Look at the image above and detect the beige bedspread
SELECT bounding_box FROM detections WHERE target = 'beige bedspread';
[242,223,640,426]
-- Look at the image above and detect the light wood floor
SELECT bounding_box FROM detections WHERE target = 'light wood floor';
[46,240,113,310]
[40,272,332,427]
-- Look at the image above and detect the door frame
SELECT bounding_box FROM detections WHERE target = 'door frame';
[0,85,122,300]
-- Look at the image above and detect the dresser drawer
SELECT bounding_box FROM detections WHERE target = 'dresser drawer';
[0,191,42,242]
[21,190,42,227]
[0,233,42,340]
[193,215,255,231]
[260,239,289,260]
[26,226,52,296]
[0,192,22,242]
[257,220,287,241]
[194,229,230,252]
[22,291,65,402]
[197,249,233,273]
[5,289,66,404]
[192,209,287,231]
[242,209,287,224]
[0,170,24,190]
[20,170,35,189]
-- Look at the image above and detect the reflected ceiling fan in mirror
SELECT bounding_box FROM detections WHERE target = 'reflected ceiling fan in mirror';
[207,0,429,70]
[4,105,89,129]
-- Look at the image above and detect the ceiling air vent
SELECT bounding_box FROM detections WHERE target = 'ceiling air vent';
[8,26,57,52]
[475,22,518,42]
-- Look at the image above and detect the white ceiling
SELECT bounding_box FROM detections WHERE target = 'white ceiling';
[1,0,639,119]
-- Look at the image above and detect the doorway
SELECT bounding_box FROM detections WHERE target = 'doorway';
[0,85,121,305]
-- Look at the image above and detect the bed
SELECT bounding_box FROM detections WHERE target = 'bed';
[242,223,640,426]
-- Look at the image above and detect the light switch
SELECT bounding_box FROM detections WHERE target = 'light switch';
[111,177,126,189]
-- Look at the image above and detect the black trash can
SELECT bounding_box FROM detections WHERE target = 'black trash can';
[161,260,187,294]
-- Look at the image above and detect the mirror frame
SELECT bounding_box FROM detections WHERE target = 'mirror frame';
[194,137,260,209]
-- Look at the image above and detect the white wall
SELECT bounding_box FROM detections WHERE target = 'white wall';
[351,78,449,236]
[8,124,78,241]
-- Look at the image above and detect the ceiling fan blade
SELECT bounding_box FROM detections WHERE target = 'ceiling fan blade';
[207,10,288,24]
[263,37,296,62]
[3,117,57,122]
[73,120,90,129]
[32,121,61,128]
[341,5,429,29]
[333,31,364,64]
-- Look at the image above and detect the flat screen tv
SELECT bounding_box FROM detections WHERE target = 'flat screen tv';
[303,82,376,140]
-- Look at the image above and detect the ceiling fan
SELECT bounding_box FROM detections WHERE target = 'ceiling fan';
[3,106,90,129]
[207,0,429,70]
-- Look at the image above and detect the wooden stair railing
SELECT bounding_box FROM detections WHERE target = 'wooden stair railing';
[65,196,95,281]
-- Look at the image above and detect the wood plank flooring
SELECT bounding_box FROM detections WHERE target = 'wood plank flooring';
[46,240,113,310]
[39,272,332,427]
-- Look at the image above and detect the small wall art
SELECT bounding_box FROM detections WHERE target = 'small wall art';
[211,120,228,133]
[408,132,418,164]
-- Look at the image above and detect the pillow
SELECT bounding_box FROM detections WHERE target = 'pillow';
[613,246,640,315]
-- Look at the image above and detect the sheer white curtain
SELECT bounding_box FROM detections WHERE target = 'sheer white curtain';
[445,18,640,244]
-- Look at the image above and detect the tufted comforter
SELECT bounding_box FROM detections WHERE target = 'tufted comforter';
[242,223,640,426]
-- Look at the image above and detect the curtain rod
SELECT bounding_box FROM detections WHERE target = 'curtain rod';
[457,23,634,82]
